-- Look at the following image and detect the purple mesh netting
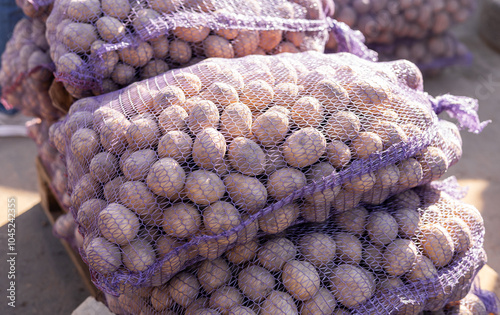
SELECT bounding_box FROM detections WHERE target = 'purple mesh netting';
[430,176,469,201]
[471,279,500,314]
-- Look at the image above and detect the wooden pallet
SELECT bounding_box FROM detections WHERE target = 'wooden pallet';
[36,156,103,301]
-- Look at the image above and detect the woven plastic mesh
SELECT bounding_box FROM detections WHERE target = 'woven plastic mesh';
[0,18,63,122]
[100,184,486,314]
[331,0,477,45]
[45,0,376,98]
[50,51,489,301]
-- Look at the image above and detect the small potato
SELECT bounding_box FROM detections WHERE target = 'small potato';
[299,233,337,267]
[240,80,274,113]
[57,52,83,75]
[224,173,267,214]
[174,25,210,43]
[220,102,252,140]
[141,59,170,79]
[228,306,256,315]
[126,117,161,150]
[197,258,231,292]
[258,237,296,272]
[173,72,203,98]
[252,110,289,147]
[150,0,182,13]
[442,217,472,254]
[343,171,376,193]
[158,130,193,163]
[273,83,299,109]
[393,208,420,237]
[332,187,363,213]
[362,243,384,271]
[150,36,169,59]
[396,158,423,191]
[203,201,241,235]
[261,291,298,315]
[62,23,98,53]
[119,41,153,67]
[146,158,186,199]
[228,137,266,176]
[71,128,100,165]
[406,255,438,282]
[291,97,324,128]
[238,265,275,301]
[161,203,201,238]
[329,264,375,308]
[350,132,383,159]
[283,127,326,168]
[158,105,188,134]
[267,167,306,200]
[102,0,130,19]
[77,199,107,230]
[259,30,282,52]
[89,152,119,183]
[418,223,455,268]
[103,176,126,203]
[226,239,258,264]
[192,128,226,170]
[71,174,101,210]
[301,287,337,315]
[334,232,362,264]
[325,111,360,142]
[185,170,225,205]
[200,82,239,110]
[326,141,351,169]
[119,181,157,218]
[122,238,155,272]
[366,211,398,246]
[204,35,234,58]
[151,286,174,311]
[383,239,418,276]
[416,147,449,183]
[209,286,243,314]
[170,40,192,64]
[310,79,350,112]
[111,63,136,86]
[233,30,260,57]
[85,236,121,274]
[168,272,201,307]
[259,203,299,234]
[67,0,100,22]
[96,17,126,43]
[335,206,368,236]
[98,203,140,245]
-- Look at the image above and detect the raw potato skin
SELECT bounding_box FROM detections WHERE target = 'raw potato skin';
[335,206,368,236]
[125,117,161,150]
[327,140,352,169]
[228,137,266,176]
[209,286,243,314]
[228,306,256,315]
[174,25,210,43]
[220,102,252,140]
[151,286,174,311]
[85,237,121,274]
[233,30,260,57]
[393,208,420,237]
[267,167,306,200]
[89,152,119,183]
[203,201,241,235]
[238,265,275,301]
[291,96,324,128]
[168,272,201,308]
[442,217,472,254]
[162,203,201,238]
[406,255,438,282]
[204,35,234,58]
[170,40,192,64]
[240,80,274,113]
[300,287,337,315]
[102,0,130,19]
[158,105,188,133]
[282,260,321,301]
[283,127,326,168]
[77,199,107,230]
[366,211,398,246]
[383,239,418,276]
[158,131,193,163]
[330,264,375,308]
[146,158,186,199]
[98,203,140,245]
[122,149,157,181]
[119,181,158,219]
[188,100,219,135]
[122,238,155,272]
[71,128,100,165]
[335,232,363,264]
[418,223,455,267]
[226,239,258,264]
[252,110,289,147]
[192,128,226,170]
[350,132,383,159]
[258,203,300,234]
[299,233,337,266]
[325,111,360,142]
[197,258,231,293]
[224,173,267,214]
[258,237,297,271]
[185,170,226,205]
[261,291,298,315]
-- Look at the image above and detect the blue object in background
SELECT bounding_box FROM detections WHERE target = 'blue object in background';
[0,1,23,115]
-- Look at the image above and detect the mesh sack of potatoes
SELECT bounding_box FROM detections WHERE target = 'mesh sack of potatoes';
[98,183,487,315]
[0,18,64,122]
[44,0,376,99]
[48,51,490,298]
[331,0,477,45]
[370,32,472,76]
[15,0,53,20]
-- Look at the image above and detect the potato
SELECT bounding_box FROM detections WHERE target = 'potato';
[157,131,193,163]
[406,255,438,282]
[209,286,243,314]
[326,140,351,169]
[334,232,362,264]
[77,199,107,230]
[141,59,170,79]
[283,259,321,301]
[152,86,186,114]
[67,0,100,22]
[146,157,185,199]
[173,72,202,98]
[71,174,101,210]
[228,306,256,315]
[201,82,239,109]
[416,147,449,183]
[122,149,157,181]
[64,111,93,141]
[96,17,126,43]
[325,111,360,142]
[257,237,296,271]
[91,42,119,77]
[252,109,289,147]
[98,203,140,245]
[112,63,136,86]
[291,97,324,128]
[233,30,260,57]
[149,36,169,60]
[311,79,350,112]
[372,164,400,192]
[185,170,225,205]
[299,233,336,266]
[301,287,337,315]
[418,223,454,267]
[195,230,236,260]
[122,238,155,272]
[304,161,340,203]
[221,173,265,214]
[174,25,210,43]
[275,42,300,53]
[162,203,201,238]
[197,258,231,292]
[368,121,408,150]
[238,265,275,301]
[343,171,376,193]
[149,0,182,13]
[350,132,383,159]
[153,235,186,277]
[219,102,252,140]
[259,203,299,234]
[395,158,423,192]
[70,128,100,165]
[98,111,131,154]
[89,152,119,183]
[273,83,299,109]
[301,199,332,223]
[193,309,221,315]
[258,30,282,52]
[57,52,83,75]
[204,35,234,58]
[101,0,130,19]
[168,272,201,307]
[228,137,266,176]
[186,298,209,315]
[383,239,418,276]
[151,286,174,311]
[126,117,161,150]
[240,80,274,113]
[62,23,98,53]
[192,128,226,170]
[226,239,258,264]
[334,206,367,236]
[188,100,220,135]
[420,205,443,224]
[85,237,121,274]
[235,214,259,244]
[204,201,241,235]
[393,208,420,237]
[216,68,245,91]
[267,167,306,201]
[361,242,384,271]
[332,187,363,213]
[170,40,192,64]
[366,211,398,246]
[261,291,298,315]
[119,41,154,68]
[442,217,472,254]
[102,176,124,203]
[119,180,158,217]
[329,264,375,308]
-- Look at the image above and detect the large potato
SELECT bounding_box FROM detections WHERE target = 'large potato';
[122,149,157,181]
[324,111,360,141]
[119,181,158,219]
[158,130,193,163]
[98,203,140,245]
[62,23,98,53]
[203,201,241,235]
[343,171,376,193]
[200,82,239,110]
[329,264,375,308]
[226,239,258,265]
[406,255,438,282]
[261,291,298,315]
[151,86,186,115]
[169,40,192,64]
[96,16,126,43]
[102,0,130,19]
[273,83,299,109]
[146,158,186,199]
[416,147,449,183]
[366,211,398,246]
[185,170,225,205]
[258,237,296,272]
[383,239,418,276]
[252,110,289,147]
[111,63,136,86]
[162,203,201,238]
[168,272,201,307]
[238,265,275,301]
[141,59,169,80]
[393,208,420,237]
[228,137,266,176]
[173,72,202,98]
[259,30,282,52]
[334,232,362,264]
[258,203,299,234]
[282,260,320,301]
[267,167,306,200]
[283,127,326,168]
[299,233,336,267]
[204,35,234,59]
[151,286,174,311]
[192,128,226,170]
[310,79,350,112]
[335,206,368,236]
[350,132,383,159]
[224,173,267,214]
[85,236,121,274]
[442,217,472,254]
[89,152,119,183]
[291,97,324,128]
[418,223,455,267]
[220,102,252,140]
[70,128,100,165]
[240,80,274,113]
[103,176,125,203]
[197,258,231,293]
[300,287,337,315]
[99,111,131,154]
[188,100,219,135]
[174,25,210,43]
[209,286,243,314]
[122,238,155,272]
[67,0,100,22]
[233,30,260,57]
[125,117,161,150]
[157,105,188,134]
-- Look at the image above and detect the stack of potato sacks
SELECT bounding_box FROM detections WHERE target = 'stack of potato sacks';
[47,46,494,315]
[330,0,476,75]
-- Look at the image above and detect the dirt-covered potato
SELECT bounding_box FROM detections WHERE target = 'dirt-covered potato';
[366,211,398,246]
[301,287,337,315]
[329,264,375,308]
[393,208,420,237]
[258,203,300,234]
[282,127,326,168]
[158,130,193,163]
[71,174,101,210]
[252,110,289,147]
[442,217,472,254]
[299,233,336,267]
[197,258,231,293]
[162,203,201,238]
[233,30,260,58]
[240,80,274,113]
[98,203,140,245]
[119,181,158,219]
[335,206,368,236]
[192,128,226,170]
[325,111,360,142]
[71,128,100,165]
[151,286,174,311]
[334,232,362,264]
[257,237,296,272]
[418,223,455,267]
[282,260,320,301]
[170,40,192,64]
[416,147,449,183]
[146,158,185,199]
[209,286,243,314]
[89,152,119,183]
[326,140,351,169]
[406,255,438,282]
[219,102,252,140]
[188,100,219,135]
[228,137,266,176]
[168,272,201,308]
[238,265,275,301]
[383,239,418,276]
[261,291,298,315]
[185,170,225,205]
[85,236,121,274]
[267,167,306,200]
[122,149,157,181]
[200,82,239,110]
[122,238,155,272]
